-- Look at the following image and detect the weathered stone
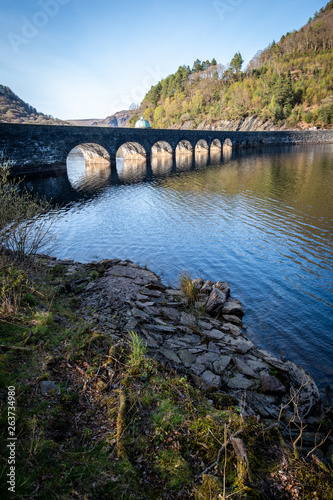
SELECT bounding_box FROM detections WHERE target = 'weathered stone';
[245,358,270,372]
[223,323,242,337]
[201,280,213,293]
[204,329,225,341]
[136,300,155,309]
[160,349,181,364]
[124,319,139,331]
[131,307,149,320]
[235,357,257,378]
[192,362,206,375]
[227,374,255,390]
[284,361,322,417]
[40,381,60,395]
[140,288,162,298]
[198,320,212,330]
[213,355,232,373]
[222,314,243,326]
[159,307,180,323]
[145,324,177,333]
[261,372,286,393]
[141,328,163,343]
[208,341,220,353]
[235,339,254,354]
[206,288,228,315]
[165,289,184,297]
[177,349,196,368]
[222,299,244,317]
[195,351,220,367]
[180,312,196,329]
[201,370,221,387]
[144,306,161,316]
[213,282,230,296]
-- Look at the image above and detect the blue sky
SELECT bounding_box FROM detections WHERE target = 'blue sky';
[0,0,327,119]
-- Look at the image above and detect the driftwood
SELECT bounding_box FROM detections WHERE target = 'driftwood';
[0,344,31,351]
[230,436,250,484]
[196,429,244,479]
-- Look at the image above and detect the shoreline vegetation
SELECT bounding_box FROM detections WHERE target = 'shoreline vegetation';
[0,251,333,499]
[0,158,332,498]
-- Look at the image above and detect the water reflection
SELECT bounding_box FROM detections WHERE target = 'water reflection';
[67,149,111,191]
[151,154,173,177]
[25,144,333,392]
[117,157,147,183]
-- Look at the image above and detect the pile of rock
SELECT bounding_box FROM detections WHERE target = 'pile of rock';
[63,258,322,426]
[43,255,323,427]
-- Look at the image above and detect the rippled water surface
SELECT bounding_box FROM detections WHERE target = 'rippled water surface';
[26,145,333,392]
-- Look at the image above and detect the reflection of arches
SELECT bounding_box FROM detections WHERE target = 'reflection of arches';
[151,155,173,176]
[66,144,111,191]
[151,141,173,156]
[116,142,146,159]
[176,140,193,154]
[195,139,209,153]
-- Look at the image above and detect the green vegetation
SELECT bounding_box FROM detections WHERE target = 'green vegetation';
[0,251,332,497]
[0,159,56,260]
[137,2,333,129]
[0,85,67,125]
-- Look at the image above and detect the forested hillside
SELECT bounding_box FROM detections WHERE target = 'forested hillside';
[0,86,68,125]
[136,1,333,130]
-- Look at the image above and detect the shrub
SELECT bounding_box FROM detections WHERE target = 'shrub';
[0,157,57,259]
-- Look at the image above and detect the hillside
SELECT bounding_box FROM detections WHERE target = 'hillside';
[68,109,136,128]
[0,86,69,125]
[139,1,333,130]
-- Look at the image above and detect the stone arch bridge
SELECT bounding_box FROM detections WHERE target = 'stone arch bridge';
[0,122,332,176]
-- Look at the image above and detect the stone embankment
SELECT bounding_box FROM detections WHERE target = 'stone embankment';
[44,256,327,437]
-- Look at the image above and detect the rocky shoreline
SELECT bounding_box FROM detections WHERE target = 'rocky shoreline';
[44,255,332,461]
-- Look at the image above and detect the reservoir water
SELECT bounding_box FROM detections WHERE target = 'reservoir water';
[26,144,333,393]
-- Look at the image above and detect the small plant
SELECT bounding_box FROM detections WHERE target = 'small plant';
[0,157,57,260]
[179,271,200,306]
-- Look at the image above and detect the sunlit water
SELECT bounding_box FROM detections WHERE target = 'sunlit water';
[26,145,333,393]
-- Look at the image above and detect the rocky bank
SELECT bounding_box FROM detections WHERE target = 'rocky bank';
[44,254,332,456]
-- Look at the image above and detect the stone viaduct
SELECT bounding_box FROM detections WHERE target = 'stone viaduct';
[0,122,333,176]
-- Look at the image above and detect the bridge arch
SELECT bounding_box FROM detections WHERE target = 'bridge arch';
[195,139,209,153]
[176,140,193,154]
[211,138,222,151]
[66,143,111,191]
[151,141,173,156]
[116,141,147,159]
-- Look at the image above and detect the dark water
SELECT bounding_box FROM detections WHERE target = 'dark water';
[26,145,333,393]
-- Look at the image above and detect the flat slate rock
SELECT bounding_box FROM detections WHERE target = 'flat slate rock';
[201,370,221,387]
[227,374,256,390]
[222,299,244,317]
[160,348,181,364]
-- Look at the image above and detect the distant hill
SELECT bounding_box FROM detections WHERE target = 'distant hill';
[67,109,136,128]
[139,1,333,130]
[0,84,136,128]
[0,85,69,125]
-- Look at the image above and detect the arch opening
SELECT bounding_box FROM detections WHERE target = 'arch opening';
[66,143,111,191]
[116,142,147,183]
[116,142,146,159]
[211,139,222,151]
[176,140,193,155]
[151,141,173,157]
[223,138,233,149]
[195,139,209,153]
